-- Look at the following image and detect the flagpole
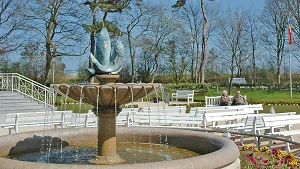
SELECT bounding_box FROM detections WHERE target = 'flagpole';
[289,44,292,99]
[288,24,293,99]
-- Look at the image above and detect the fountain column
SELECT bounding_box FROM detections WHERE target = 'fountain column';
[88,106,125,164]
[88,75,125,164]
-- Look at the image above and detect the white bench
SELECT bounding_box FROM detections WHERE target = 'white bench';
[171,90,194,104]
[133,107,200,127]
[117,108,140,127]
[67,111,97,128]
[263,114,300,152]
[0,110,73,134]
[234,112,296,148]
[190,106,238,115]
[140,106,187,114]
[226,104,263,114]
[205,95,247,107]
[202,108,255,129]
[133,107,255,129]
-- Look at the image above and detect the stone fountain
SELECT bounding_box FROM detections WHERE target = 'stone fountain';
[0,26,240,169]
[51,26,162,164]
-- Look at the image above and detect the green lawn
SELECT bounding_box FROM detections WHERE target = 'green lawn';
[202,88,300,102]
[195,88,300,114]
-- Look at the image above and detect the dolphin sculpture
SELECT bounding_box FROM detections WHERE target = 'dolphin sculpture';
[86,27,124,77]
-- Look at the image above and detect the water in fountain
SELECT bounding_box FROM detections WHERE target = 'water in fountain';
[7,143,199,164]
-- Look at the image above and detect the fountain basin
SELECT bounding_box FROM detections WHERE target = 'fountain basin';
[51,83,161,107]
[0,127,240,169]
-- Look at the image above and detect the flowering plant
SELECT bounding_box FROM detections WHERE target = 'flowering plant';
[239,143,299,169]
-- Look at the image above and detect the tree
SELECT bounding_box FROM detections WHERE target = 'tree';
[246,7,261,85]
[216,8,249,94]
[179,1,202,82]
[0,0,25,55]
[20,41,45,82]
[163,38,190,82]
[144,5,181,83]
[199,0,209,83]
[136,43,155,82]
[23,0,87,84]
[121,1,151,82]
[205,48,220,82]
[173,0,219,83]
[280,0,300,65]
[261,0,289,86]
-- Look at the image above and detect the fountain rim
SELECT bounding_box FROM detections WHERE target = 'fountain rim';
[51,83,162,88]
[0,127,240,169]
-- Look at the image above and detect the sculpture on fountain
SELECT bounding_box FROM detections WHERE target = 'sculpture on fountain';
[86,26,124,83]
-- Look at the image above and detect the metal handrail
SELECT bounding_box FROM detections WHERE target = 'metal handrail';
[0,73,54,108]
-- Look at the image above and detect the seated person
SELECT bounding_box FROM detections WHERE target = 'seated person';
[232,91,247,105]
[219,90,232,106]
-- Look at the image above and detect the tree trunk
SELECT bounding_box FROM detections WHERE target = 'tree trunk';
[199,0,208,83]
[88,0,97,84]
[151,52,159,83]
[44,51,52,85]
[127,29,135,83]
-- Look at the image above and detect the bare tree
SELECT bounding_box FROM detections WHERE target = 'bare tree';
[162,37,190,82]
[246,7,261,85]
[0,0,25,55]
[173,0,219,83]
[143,5,181,83]
[261,0,289,86]
[121,2,152,82]
[199,0,208,83]
[280,0,300,64]
[281,0,300,41]
[20,41,45,81]
[23,0,87,84]
[180,1,202,82]
[216,8,249,94]
[136,41,155,82]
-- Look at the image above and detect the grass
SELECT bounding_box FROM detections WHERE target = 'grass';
[202,88,300,102]
[262,105,300,114]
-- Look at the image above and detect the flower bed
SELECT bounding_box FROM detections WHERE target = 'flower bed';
[239,143,299,169]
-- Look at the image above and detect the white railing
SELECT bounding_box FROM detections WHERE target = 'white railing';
[0,73,54,108]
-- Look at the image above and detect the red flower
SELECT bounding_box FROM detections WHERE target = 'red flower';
[249,156,257,165]
[272,148,278,155]
[262,159,268,163]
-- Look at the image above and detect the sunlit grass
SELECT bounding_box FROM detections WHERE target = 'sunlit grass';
[204,88,300,102]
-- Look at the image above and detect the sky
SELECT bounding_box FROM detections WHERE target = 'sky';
[220,0,265,11]
[63,0,267,72]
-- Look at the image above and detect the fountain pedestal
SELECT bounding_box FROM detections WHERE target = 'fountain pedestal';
[88,107,125,164]
[51,75,160,165]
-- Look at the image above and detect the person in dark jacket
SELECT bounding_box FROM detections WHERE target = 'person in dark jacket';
[232,91,247,105]
[220,90,232,106]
